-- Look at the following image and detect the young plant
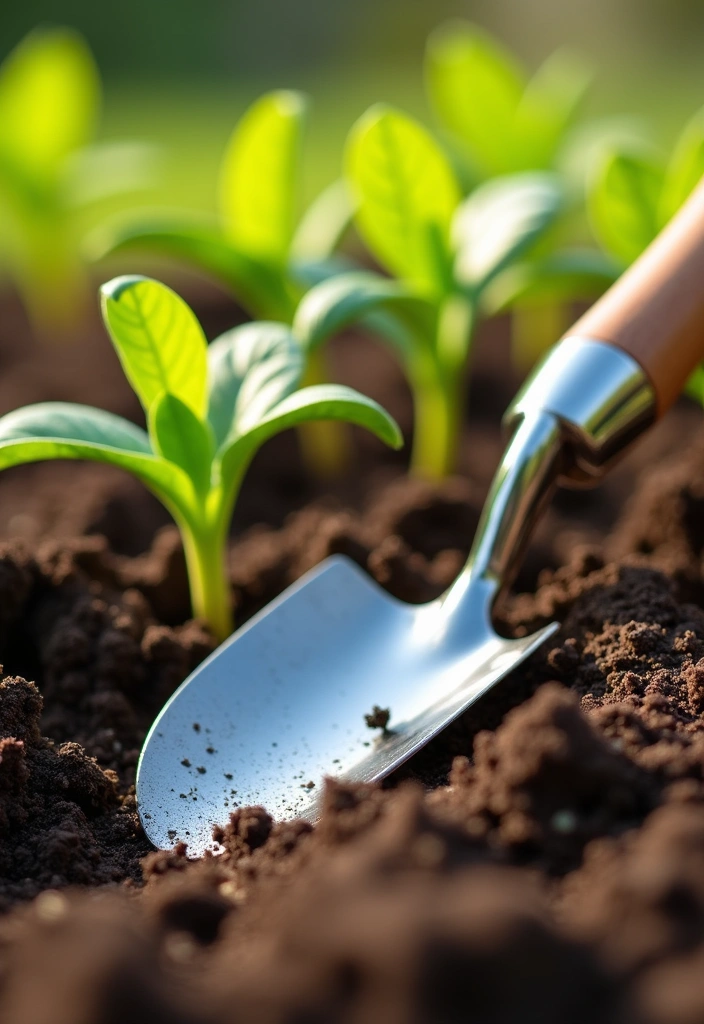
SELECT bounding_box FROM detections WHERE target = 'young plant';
[292,104,563,479]
[94,91,352,321]
[94,90,353,473]
[588,108,704,267]
[425,20,591,184]
[0,27,154,336]
[0,276,402,641]
[587,106,704,398]
[424,21,621,371]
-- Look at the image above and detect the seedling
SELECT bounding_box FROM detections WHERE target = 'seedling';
[424,21,623,370]
[0,28,154,336]
[425,20,590,184]
[94,90,352,321]
[293,104,562,478]
[588,109,704,266]
[0,276,402,640]
[587,105,704,398]
[94,90,353,473]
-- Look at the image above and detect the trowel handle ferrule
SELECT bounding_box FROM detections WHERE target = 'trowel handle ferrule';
[570,175,704,418]
[507,175,704,484]
[506,337,655,485]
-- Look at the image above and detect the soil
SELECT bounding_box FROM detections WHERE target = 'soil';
[0,278,704,1021]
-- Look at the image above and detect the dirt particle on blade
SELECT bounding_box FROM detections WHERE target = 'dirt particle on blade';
[364,705,391,731]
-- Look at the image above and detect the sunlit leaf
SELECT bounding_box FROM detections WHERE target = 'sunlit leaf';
[0,402,186,506]
[482,248,619,313]
[63,140,159,207]
[149,392,214,495]
[219,90,307,264]
[661,105,704,224]
[100,276,208,417]
[454,173,562,292]
[425,20,523,176]
[346,105,460,296]
[89,217,294,322]
[0,401,150,451]
[289,253,358,291]
[291,178,354,261]
[588,148,664,265]
[558,116,651,195]
[293,270,433,356]
[207,322,303,447]
[513,50,591,170]
[221,383,403,481]
[0,28,99,180]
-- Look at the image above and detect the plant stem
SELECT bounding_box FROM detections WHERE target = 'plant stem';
[180,517,233,643]
[410,365,461,479]
[297,347,350,478]
[409,295,476,479]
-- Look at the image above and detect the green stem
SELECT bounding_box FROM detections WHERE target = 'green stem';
[297,347,350,478]
[409,295,476,480]
[180,516,233,643]
[410,365,461,479]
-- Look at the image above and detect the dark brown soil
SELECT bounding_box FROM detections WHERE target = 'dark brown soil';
[1,282,704,1021]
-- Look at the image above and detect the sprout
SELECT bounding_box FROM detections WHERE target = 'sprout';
[425,20,590,182]
[92,90,355,475]
[0,276,402,640]
[295,105,563,478]
[0,28,154,336]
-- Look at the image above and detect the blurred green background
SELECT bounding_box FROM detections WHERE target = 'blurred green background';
[2,0,703,212]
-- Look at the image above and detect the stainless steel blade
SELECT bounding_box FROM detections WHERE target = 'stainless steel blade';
[137,555,557,854]
[137,337,658,856]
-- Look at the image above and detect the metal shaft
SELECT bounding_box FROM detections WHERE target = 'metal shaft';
[441,336,657,638]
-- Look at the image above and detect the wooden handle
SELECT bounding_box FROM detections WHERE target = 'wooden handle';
[570,176,704,416]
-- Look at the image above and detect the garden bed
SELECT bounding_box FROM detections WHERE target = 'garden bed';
[0,283,703,1023]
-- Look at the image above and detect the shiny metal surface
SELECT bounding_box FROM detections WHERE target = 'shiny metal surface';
[137,336,657,856]
[507,336,656,482]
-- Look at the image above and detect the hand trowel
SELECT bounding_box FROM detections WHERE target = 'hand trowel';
[138,179,704,855]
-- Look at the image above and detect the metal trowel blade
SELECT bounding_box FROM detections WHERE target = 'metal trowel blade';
[137,555,556,856]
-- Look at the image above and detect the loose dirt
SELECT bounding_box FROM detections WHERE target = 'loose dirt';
[0,284,703,1021]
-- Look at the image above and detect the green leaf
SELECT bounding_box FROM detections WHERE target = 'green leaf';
[89,217,294,322]
[454,173,562,292]
[289,254,358,291]
[0,402,150,451]
[219,90,308,264]
[220,383,403,480]
[293,270,434,355]
[149,392,214,495]
[661,106,704,224]
[0,28,99,180]
[207,322,303,448]
[684,364,704,406]
[482,248,619,313]
[100,276,208,417]
[558,116,651,196]
[346,105,460,296]
[588,148,664,266]
[63,140,159,207]
[291,178,354,261]
[425,21,523,177]
[0,402,187,507]
[513,50,591,170]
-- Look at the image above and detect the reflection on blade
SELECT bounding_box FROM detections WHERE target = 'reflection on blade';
[137,556,557,856]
